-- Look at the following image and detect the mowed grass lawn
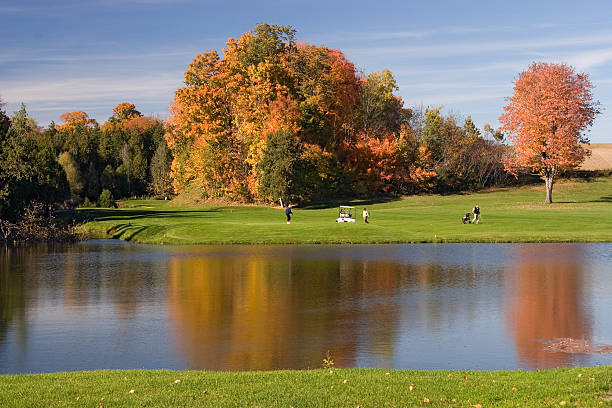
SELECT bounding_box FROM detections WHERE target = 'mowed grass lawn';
[78,176,612,244]
[1,367,611,408]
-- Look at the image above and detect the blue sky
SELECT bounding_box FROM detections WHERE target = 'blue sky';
[2,0,612,142]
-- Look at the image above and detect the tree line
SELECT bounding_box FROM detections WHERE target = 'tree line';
[0,101,172,222]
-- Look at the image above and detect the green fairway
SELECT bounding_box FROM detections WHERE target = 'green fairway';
[78,176,612,244]
[1,367,611,407]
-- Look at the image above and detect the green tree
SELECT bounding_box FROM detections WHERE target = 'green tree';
[98,189,115,208]
[85,162,101,200]
[259,130,299,203]
[100,165,115,193]
[149,141,173,197]
[358,70,405,138]
[422,106,444,162]
[0,105,68,220]
[0,100,11,143]
[57,152,84,200]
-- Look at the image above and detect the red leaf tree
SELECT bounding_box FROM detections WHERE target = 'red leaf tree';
[500,62,600,203]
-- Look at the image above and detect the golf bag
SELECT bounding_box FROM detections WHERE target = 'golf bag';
[462,213,471,224]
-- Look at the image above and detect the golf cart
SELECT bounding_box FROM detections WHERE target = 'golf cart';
[336,206,356,223]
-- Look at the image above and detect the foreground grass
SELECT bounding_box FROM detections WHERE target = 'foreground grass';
[1,368,611,407]
[78,176,612,244]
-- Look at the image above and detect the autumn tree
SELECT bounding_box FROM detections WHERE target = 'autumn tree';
[500,62,600,203]
[358,70,407,139]
[108,102,142,122]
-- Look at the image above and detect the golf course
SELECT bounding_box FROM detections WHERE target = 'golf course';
[78,175,612,245]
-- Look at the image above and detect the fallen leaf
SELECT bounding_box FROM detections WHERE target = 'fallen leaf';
[559,401,566,406]
[474,404,482,408]
[424,397,430,403]
[123,377,128,381]
[128,390,135,394]
[343,379,349,384]
[174,379,181,384]
[75,397,80,400]
[512,387,517,391]
[448,374,452,378]
[409,385,414,391]
[203,390,208,395]
[578,373,583,377]
[589,377,595,381]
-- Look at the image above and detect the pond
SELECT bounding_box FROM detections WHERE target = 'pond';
[1,240,611,374]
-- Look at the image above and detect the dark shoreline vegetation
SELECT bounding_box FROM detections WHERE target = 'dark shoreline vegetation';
[0,202,81,245]
[1,367,611,407]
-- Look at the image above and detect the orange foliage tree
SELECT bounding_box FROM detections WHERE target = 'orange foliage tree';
[56,111,98,131]
[167,24,457,202]
[500,62,600,203]
[166,24,368,201]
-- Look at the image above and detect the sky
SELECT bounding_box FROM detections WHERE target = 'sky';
[2,0,612,142]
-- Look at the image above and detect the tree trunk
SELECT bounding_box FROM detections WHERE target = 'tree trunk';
[544,166,556,204]
[545,176,553,203]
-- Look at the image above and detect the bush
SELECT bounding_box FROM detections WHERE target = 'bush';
[98,189,115,208]
[81,197,94,208]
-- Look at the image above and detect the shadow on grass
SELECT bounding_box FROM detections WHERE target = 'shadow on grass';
[107,224,149,241]
[302,196,402,210]
[77,208,221,222]
[556,195,612,204]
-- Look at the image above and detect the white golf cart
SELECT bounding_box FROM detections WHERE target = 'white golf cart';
[335,205,356,223]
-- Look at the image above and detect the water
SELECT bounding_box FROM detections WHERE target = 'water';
[1,240,611,374]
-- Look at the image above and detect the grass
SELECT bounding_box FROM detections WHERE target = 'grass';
[77,176,612,245]
[1,367,610,407]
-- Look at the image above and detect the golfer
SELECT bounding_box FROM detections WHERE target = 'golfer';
[363,207,369,223]
[285,205,293,224]
[472,204,480,224]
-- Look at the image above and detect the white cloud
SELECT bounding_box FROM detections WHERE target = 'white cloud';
[344,31,612,59]
[562,48,612,70]
[0,73,181,105]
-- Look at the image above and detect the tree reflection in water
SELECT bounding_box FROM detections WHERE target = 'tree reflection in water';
[167,256,411,370]
[506,244,591,369]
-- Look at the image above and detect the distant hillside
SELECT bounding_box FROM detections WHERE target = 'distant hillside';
[580,143,612,170]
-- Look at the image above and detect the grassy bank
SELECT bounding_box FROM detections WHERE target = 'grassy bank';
[1,367,611,407]
[78,176,612,245]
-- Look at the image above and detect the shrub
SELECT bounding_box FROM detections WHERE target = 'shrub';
[98,189,115,208]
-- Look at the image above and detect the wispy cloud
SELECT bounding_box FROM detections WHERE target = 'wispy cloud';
[0,73,181,105]
[344,31,612,58]
[563,48,612,70]
[405,89,508,106]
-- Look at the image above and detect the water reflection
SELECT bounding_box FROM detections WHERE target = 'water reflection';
[1,242,611,374]
[167,256,411,370]
[0,247,28,346]
[505,245,590,368]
